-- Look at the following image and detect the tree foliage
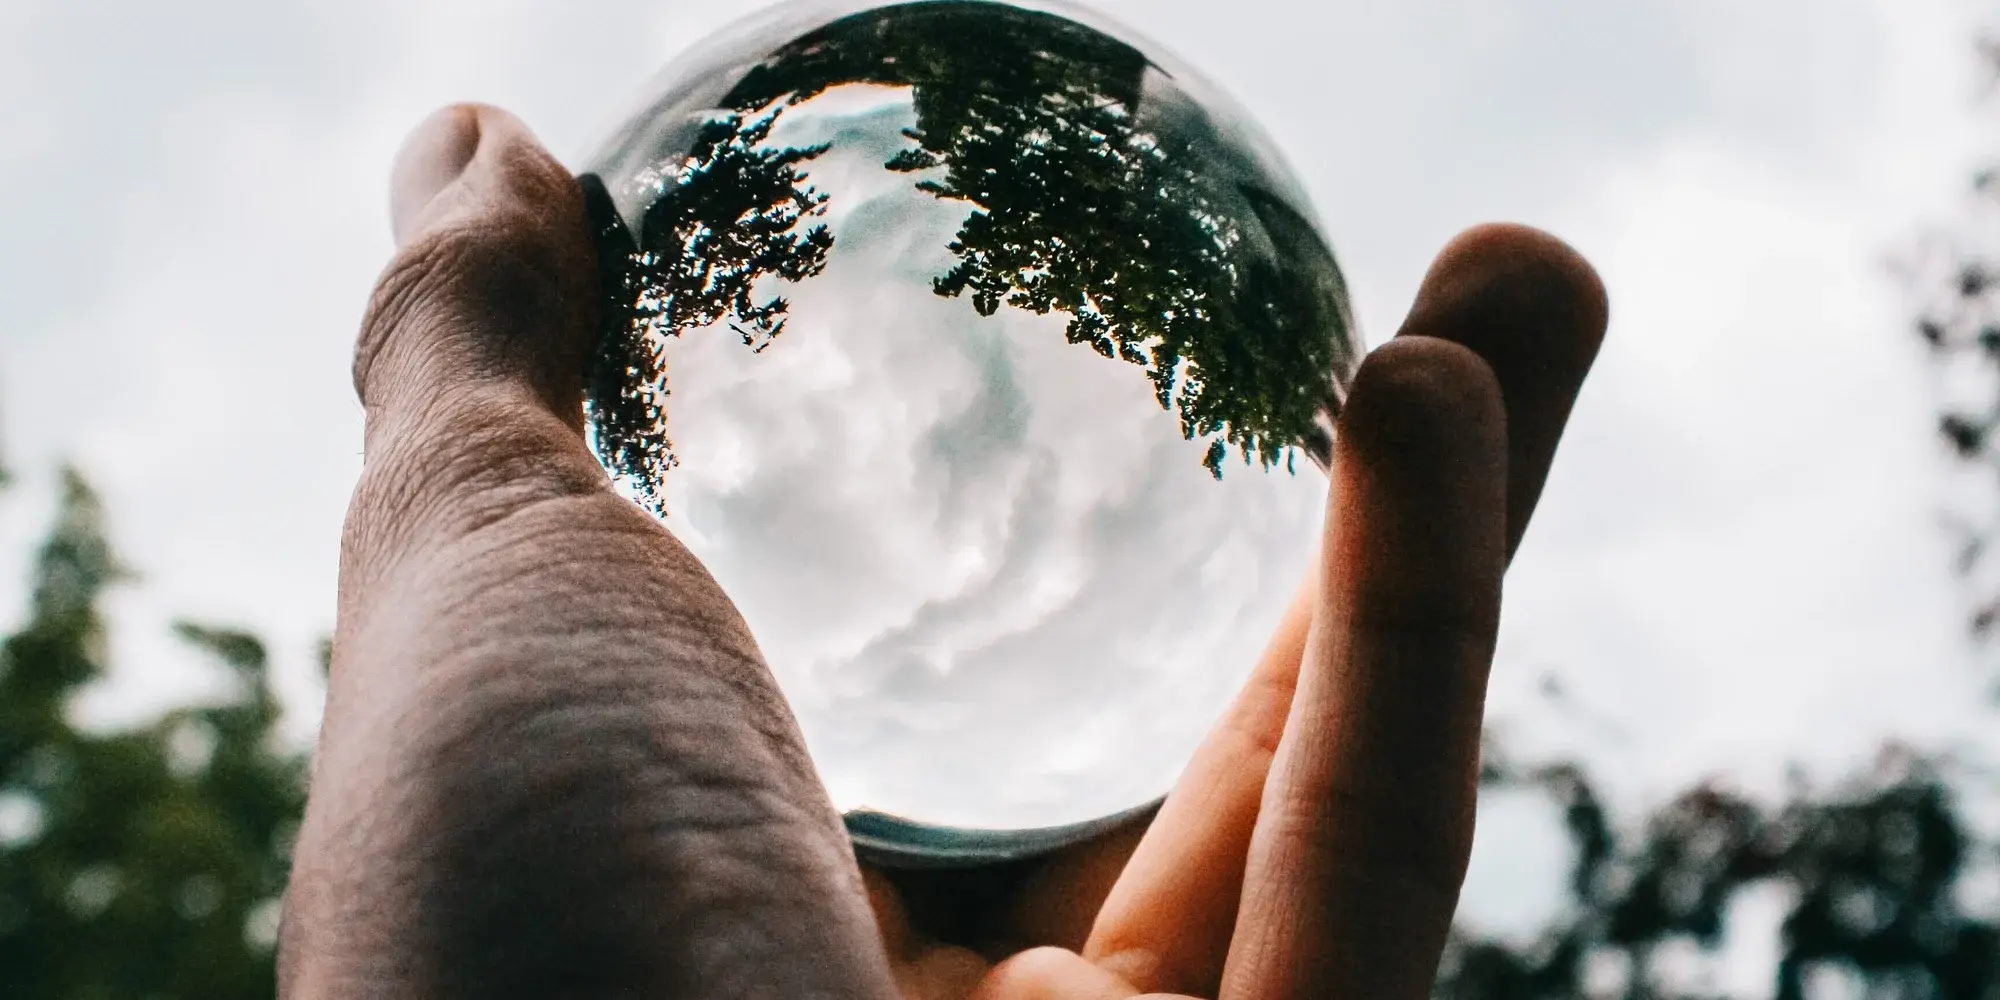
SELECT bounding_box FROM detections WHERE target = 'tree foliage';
[1437,749,2000,999]
[583,105,836,516]
[1912,184,2000,643]
[729,1,1351,476]
[0,471,308,1000]
[585,0,1356,509]
[1905,38,2000,649]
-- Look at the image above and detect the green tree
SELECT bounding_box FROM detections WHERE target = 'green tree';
[1433,747,2000,1000]
[0,470,307,1000]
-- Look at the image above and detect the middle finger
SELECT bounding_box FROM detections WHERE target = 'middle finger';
[1077,224,1606,997]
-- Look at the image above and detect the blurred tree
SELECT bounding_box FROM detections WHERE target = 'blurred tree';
[1433,748,2000,999]
[1906,38,2000,646]
[0,469,307,1000]
[1909,169,2000,639]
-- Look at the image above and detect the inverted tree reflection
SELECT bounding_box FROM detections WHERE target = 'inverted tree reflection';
[734,1,1354,477]
[585,108,835,513]
[588,0,1353,506]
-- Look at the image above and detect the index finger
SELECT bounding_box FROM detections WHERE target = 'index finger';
[1220,335,1508,999]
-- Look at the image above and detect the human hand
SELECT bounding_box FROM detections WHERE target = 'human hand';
[280,104,1605,1000]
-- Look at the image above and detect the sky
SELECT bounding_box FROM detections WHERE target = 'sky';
[2,0,1997,981]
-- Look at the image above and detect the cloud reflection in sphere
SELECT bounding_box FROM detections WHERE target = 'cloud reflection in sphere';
[579,0,1362,861]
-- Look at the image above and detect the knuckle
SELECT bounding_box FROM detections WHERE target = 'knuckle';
[348,393,611,567]
[353,237,446,399]
[354,199,592,409]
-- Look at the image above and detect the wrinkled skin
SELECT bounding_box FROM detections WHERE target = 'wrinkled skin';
[279,104,1607,1000]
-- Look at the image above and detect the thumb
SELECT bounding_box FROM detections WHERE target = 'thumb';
[355,104,599,426]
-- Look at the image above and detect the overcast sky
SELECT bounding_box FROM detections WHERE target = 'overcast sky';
[3,0,1997,977]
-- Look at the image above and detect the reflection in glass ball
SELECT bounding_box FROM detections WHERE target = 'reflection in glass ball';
[580,0,1361,863]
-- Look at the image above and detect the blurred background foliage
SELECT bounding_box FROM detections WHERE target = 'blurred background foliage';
[0,470,306,1000]
[1435,751,2000,998]
[9,33,2000,1000]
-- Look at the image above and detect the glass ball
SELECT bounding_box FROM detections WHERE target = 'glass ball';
[578,0,1362,864]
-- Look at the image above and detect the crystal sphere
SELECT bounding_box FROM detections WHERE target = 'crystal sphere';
[579,0,1361,863]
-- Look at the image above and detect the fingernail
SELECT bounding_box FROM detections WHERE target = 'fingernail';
[390,105,482,246]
